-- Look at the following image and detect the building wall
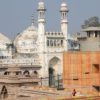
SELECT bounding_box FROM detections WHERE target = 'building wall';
[63,51,100,93]
[79,37,100,51]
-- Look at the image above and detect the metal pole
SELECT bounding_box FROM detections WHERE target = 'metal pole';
[57,74,60,89]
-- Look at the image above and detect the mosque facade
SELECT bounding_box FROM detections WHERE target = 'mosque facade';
[0,1,69,87]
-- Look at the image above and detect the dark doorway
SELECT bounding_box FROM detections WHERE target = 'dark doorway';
[49,67,55,87]
[49,57,61,87]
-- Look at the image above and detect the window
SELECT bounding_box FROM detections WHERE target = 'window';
[87,32,90,37]
[95,31,98,37]
[62,13,65,19]
[73,76,79,80]
[50,40,53,46]
[47,40,49,46]
[92,64,99,73]
[57,40,60,46]
[61,40,63,46]
[40,12,42,18]
[23,70,30,76]
[54,40,56,46]
[4,72,9,75]
[16,71,21,75]
[93,86,100,92]
[34,71,38,75]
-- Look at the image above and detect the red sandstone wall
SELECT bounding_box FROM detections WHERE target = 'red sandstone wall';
[63,51,100,92]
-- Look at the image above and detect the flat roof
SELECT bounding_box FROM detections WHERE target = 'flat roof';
[82,27,100,31]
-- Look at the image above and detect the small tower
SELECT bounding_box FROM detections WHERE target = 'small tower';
[60,0,69,51]
[37,0,46,52]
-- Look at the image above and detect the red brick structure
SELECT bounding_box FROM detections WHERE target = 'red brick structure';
[63,51,100,94]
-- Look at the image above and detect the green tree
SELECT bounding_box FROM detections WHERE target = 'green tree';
[81,16,100,29]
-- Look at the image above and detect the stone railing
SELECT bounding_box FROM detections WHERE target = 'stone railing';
[0,75,40,83]
[45,32,64,37]
[0,59,41,67]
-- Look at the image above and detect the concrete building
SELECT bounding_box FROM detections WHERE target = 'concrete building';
[75,27,100,51]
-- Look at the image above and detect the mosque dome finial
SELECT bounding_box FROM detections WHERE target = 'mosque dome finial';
[37,0,46,11]
[60,0,69,12]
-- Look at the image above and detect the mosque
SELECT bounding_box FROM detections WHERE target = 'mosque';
[0,0,100,99]
[0,0,69,88]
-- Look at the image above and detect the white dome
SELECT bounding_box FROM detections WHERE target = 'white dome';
[15,24,38,42]
[0,33,11,43]
[14,24,38,53]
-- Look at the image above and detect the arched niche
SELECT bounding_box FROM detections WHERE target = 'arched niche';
[23,70,30,77]
[48,57,61,87]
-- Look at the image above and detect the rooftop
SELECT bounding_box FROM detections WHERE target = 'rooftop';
[83,27,100,31]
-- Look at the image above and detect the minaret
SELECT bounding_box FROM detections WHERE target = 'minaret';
[60,0,69,51]
[37,0,46,79]
[37,0,46,52]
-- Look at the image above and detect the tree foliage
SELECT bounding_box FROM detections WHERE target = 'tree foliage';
[81,16,100,29]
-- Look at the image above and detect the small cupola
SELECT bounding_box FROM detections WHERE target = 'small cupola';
[60,1,69,12]
[37,0,46,11]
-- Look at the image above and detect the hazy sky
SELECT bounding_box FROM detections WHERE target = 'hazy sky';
[0,0,99,39]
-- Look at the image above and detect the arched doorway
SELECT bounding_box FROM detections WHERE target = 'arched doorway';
[49,57,61,87]
[0,85,8,99]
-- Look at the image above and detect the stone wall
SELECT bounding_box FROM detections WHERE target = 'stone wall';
[63,51,100,94]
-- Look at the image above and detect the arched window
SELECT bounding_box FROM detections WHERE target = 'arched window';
[61,40,63,46]
[54,40,56,46]
[40,12,44,18]
[50,40,53,47]
[4,72,9,75]
[16,71,21,75]
[62,13,65,19]
[23,70,30,76]
[47,40,49,47]
[57,40,60,46]
[32,71,38,78]
[34,71,38,75]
